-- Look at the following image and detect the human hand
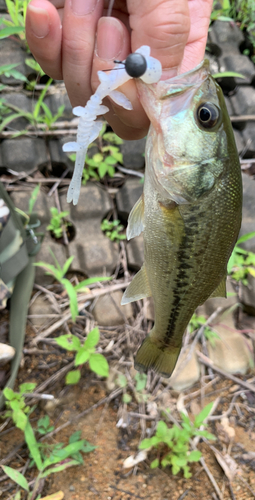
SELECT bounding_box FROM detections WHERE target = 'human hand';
[26,0,213,139]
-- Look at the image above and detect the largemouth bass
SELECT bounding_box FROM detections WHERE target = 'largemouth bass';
[121,59,242,377]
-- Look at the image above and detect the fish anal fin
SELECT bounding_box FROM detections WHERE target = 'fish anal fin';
[210,275,227,299]
[126,195,144,240]
[121,264,151,305]
[134,336,182,378]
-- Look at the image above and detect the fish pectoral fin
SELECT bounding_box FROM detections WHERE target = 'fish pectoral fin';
[126,195,144,240]
[121,264,151,304]
[210,275,227,299]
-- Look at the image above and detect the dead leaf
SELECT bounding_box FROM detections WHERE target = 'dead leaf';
[213,450,239,482]
[123,450,148,469]
[40,491,64,500]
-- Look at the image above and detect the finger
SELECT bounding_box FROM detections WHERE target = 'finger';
[61,0,104,107]
[26,0,62,80]
[181,0,213,72]
[91,16,149,139]
[128,0,190,79]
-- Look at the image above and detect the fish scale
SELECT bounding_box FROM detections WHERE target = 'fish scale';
[122,59,242,377]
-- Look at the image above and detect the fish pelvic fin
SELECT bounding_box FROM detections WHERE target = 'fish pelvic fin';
[121,264,151,304]
[126,194,144,240]
[210,275,227,299]
[134,337,182,378]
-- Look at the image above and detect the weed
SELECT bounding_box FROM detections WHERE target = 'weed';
[101,219,126,242]
[228,231,255,285]
[47,207,71,239]
[0,62,28,83]
[35,250,110,322]
[56,327,109,383]
[2,386,95,499]
[139,402,216,478]
[0,78,65,134]
[0,0,30,44]
[189,313,220,346]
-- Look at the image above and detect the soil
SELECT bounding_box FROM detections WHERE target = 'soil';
[0,315,255,500]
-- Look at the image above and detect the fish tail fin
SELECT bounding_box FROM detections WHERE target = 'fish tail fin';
[134,336,181,378]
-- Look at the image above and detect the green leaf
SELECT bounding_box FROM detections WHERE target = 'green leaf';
[98,162,108,178]
[3,387,15,400]
[139,438,154,450]
[24,421,43,471]
[41,459,80,477]
[237,231,255,245]
[150,458,159,469]
[14,409,28,431]
[84,327,100,349]
[194,401,214,427]
[66,369,81,385]
[188,450,201,462]
[61,279,78,322]
[69,430,82,444]
[74,276,111,291]
[56,334,78,351]
[28,184,40,215]
[43,440,86,469]
[81,440,96,453]
[135,372,147,391]
[213,71,246,79]
[75,348,90,366]
[1,466,29,491]
[122,393,132,403]
[0,26,25,38]
[19,382,37,394]
[117,374,127,388]
[89,353,109,377]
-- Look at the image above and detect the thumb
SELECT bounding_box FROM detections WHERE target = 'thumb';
[128,0,190,79]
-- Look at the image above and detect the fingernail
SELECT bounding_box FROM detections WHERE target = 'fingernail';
[28,2,49,38]
[71,0,98,16]
[96,17,123,60]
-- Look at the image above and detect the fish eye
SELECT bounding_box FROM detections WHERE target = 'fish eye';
[196,103,220,129]
[125,53,147,78]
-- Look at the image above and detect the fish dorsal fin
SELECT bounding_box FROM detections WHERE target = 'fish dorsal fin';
[210,275,227,299]
[126,195,144,240]
[121,264,151,304]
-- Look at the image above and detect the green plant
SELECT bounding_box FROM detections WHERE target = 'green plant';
[0,62,28,82]
[2,385,95,499]
[35,250,111,322]
[210,0,233,22]
[188,313,220,346]
[0,0,30,43]
[139,402,216,478]
[3,383,37,429]
[101,219,126,242]
[47,207,71,239]
[228,232,255,285]
[56,327,109,383]
[0,78,65,134]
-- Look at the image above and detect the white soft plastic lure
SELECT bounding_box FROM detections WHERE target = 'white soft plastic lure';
[63,46,162,205]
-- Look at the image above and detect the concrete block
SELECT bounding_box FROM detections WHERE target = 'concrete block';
[209,20,244,54]
[34,233,67,284]
[207,313,253,374]
[68,233,118,276]
[168,349,200,391]
[0,0,7,11]
[1,138,48,173]
[120,138,146,171]
[29,295,54,328]
[60,183,112,221]
[92,290,133,326]
[0,38,26,85]
[230,86,255,116]
[44,91,73,121]
[243,123,255,155]
[10,188,53,225]
[3,93,32,130]
[48,137,75,173]
[126,235,144,271]
[219,54,255,83]
[233,130,245,154]
[116,179,143,220]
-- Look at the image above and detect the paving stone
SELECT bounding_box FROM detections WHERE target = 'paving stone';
[3,93,32,130]
[207,313,253,374]
[0,343,15,365]
[34,233,67,284]
[44,91,73,121]
[1,138,48,173]
[126,235,144,271]
[168,349,200,391]
[10,188,53,225]
[243,123,255,154]
[116,178,143,220]
[219,54,255,83]
[48,137,75,172]
[233,129,245,154]
[239,274,255,316]
[209,20,244,55]
[120,138,146,171]
[0,38,26,85]
[239,173,255,253]
[29,295,54,328]
[92,290,133,326]
[0,0,7,11]
[60,184,118,276]
[230,86,255,116]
